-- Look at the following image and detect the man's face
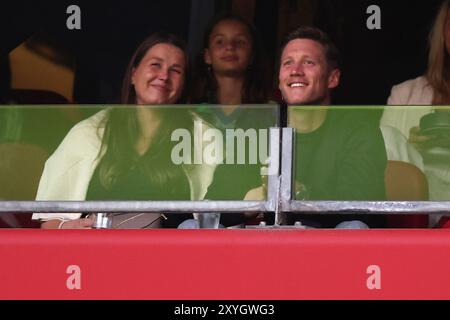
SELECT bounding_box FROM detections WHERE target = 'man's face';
[278,39,340,105]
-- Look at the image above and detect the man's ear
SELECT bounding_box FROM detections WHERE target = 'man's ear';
[204,49,212,65]
[327,68,340,89]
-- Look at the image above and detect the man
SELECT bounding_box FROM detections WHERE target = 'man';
[278,26,387,228]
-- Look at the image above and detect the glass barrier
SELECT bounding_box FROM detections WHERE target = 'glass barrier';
[286,105,450,228]
[288,106,386,202]
[2,104,450,229]
[0,104,279,228]
[0,104,278,200]
[380,105,450,201]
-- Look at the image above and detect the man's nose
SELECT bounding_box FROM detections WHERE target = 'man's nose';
[290,63,305,76]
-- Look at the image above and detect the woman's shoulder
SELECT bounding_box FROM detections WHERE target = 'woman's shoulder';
[392,76,429,92]
[65,110,107,140]
[52,109,108,158]
[389,76,433,105]
[70,109,108,133]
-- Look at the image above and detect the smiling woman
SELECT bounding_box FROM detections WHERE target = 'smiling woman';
[32,33,213,229]
[131,43,186,105]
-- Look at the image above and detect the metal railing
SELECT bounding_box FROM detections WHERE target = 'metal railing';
[1,127,449,221]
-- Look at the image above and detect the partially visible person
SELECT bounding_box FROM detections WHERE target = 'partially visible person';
[0,56,68,228]
[0,55,76,154]
[33,33,213,229]
[254,26,387,228]
[190,14,277,227]
[381,0,450,225]
[379,125,424,172]
[0,56,17,142]
[381,0,450,140]
[191,13,271,107]
[0,56,12,104]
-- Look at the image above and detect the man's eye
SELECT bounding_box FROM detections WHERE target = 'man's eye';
[304,60,314,65]
[283,60,292,66]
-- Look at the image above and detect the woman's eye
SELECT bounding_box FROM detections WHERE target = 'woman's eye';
[150,62,161,68]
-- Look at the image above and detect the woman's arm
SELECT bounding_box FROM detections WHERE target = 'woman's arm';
[41,218,94,229]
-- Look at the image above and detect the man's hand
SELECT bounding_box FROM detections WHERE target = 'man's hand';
[244,186,266,201]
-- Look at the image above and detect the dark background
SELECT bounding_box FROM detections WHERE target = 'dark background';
[0,0,445,226]
[0,0,445,105]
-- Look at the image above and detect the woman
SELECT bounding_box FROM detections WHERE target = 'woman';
[381,0,450,139]
[381,0,450,225]
[33,33,212,229]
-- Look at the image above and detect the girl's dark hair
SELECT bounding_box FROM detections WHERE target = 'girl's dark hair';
[190,13,270,104]
[97,33,192,196]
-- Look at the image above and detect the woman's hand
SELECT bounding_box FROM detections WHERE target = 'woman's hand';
[408,126,436,152]
[41,218,94,229]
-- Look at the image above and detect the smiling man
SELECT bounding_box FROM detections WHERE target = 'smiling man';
[278,27,387,228]
[279,27,340,133]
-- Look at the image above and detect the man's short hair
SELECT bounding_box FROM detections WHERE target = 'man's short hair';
[280,26,340,70]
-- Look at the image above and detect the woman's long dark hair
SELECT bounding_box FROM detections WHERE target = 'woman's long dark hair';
[190,14,270,104]
[97,33,192,198]
[427,0,450,104]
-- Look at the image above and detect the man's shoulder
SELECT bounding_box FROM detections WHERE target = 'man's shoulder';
[328,108,378,126]
[326,109,382,142]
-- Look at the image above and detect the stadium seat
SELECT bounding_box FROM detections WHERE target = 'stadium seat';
[385,160,429,228]
[0,143,49,228]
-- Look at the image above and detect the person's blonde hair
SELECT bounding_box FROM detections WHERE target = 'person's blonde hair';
[427,0,450,104]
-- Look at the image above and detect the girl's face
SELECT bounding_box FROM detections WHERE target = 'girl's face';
[204,19,253,77]
[132,43,185,105]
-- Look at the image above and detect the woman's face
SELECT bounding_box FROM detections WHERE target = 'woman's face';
[205,19,253,77]
[445,9,450,55]
[132,43,185,105]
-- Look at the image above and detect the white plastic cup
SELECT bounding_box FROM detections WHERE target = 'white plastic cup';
[92,213,112,229]
[198,213,221,229]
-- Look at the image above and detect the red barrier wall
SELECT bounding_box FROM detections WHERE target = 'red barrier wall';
[0,229,449,300]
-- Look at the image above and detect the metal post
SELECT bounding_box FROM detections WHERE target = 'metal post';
[278,128,295,224]
[266,128,280,213]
